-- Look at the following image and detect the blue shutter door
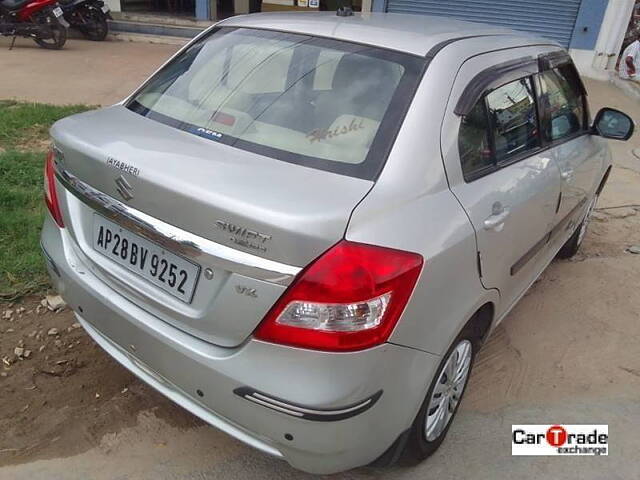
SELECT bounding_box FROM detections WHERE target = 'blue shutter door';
[385,0,582,48]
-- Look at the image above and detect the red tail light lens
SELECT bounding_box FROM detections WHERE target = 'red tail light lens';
[254,240,423,352]
[44,148,64,228]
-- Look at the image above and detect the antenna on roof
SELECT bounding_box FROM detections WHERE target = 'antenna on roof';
[336,0,354,17]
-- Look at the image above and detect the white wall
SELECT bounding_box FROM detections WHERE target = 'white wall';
[234,0,249,14]
[106,0,121,13]
[571,0,635,80]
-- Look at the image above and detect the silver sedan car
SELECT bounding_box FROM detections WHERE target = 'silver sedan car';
[41,12,633,474]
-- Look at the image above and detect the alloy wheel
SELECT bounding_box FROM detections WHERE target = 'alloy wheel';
[424,339,473,442]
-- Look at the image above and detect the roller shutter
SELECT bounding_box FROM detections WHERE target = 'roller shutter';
[385,0,581,47]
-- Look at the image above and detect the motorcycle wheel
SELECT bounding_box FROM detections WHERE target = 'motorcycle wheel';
[34,24,67,49]
[79,8,108,41]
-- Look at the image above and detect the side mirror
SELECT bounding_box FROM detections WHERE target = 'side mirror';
[592,107,634,141]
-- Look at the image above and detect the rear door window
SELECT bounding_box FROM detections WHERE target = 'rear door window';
[459,100,493,178]
[458,76,541,181]
[486,77,540,163]
[127,28,425,180]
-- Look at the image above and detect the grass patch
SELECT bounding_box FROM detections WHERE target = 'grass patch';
[0,100,93,301]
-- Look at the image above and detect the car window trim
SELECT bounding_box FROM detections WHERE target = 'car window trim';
[538,50,587,96]
[454,56,539,116]
[460,68,592,184]
[537,50,571,71]
[125,26,428,181]
[538,53,590,126]
[461,75,541,181]
[492,76,542,166]
[463,130,591,183]
[464,130,591,183]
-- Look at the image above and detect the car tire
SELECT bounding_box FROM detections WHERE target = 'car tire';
[401,326,479,464]
[557,194,598,259]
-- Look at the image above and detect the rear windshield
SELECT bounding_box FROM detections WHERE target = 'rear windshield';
[127,27,425,180]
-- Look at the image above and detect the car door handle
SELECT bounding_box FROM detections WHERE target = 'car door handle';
[561,169,574,181]
[483,208,510,231]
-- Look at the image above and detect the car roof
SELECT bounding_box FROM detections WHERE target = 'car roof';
[219,12,556,57]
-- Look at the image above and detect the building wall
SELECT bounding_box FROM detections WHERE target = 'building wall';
[105,0,121,12]
[370,0,633,79]
[108,0,633,77]
[105,0,231,19]
[195,0,210,20]
[569,0,608,50]
[382,0,583,47]
[590,0,636,74]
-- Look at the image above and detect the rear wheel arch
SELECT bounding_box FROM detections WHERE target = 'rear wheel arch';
[450,301,495,349]
[467,302,494,344]
[440,299,497,359]
[371,300,496,468]
[397,301,494,465]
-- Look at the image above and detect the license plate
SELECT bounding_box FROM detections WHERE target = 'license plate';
[101,4,110,13]
[53,6,63,17]
[92,215,200,303]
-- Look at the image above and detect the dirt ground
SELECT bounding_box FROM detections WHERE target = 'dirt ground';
[0,41,639,479]
[0,297,203,463]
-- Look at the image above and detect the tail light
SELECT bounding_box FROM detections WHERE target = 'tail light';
[254,240,423,352]
[44,148,64,228]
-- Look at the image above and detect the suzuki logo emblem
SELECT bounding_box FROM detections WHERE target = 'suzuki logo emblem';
[115,175,134,201]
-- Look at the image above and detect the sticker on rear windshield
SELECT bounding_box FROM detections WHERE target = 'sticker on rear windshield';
[190,126,223,141]
[306,117,365,143]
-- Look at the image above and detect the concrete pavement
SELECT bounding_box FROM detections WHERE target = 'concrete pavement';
[0,37,180,106]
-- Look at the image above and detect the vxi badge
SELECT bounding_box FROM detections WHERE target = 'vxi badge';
[512,425,608,456]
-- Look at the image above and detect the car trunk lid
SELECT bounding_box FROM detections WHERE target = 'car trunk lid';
[51,106,373,347]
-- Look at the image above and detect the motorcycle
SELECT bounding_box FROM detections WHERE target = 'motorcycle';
[0,0,69,49]
[59,0,110,41]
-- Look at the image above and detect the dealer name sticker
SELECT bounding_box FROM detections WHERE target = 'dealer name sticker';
[512,425,608,456]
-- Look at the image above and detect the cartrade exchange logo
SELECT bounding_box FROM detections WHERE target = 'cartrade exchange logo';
[512,425,608,456]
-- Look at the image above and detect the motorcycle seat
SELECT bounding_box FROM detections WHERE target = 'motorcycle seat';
[0,0,35,11]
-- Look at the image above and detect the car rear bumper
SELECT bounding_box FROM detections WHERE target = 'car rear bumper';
[41,215,441,474]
